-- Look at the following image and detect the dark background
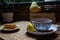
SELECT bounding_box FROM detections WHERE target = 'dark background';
[0,1,60,24]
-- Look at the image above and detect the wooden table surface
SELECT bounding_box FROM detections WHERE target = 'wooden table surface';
[0,21,60,40]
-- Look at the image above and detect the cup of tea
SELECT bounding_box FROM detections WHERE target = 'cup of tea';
[32,18,52,31]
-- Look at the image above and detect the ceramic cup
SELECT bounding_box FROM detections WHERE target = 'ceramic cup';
[32,18,52,31]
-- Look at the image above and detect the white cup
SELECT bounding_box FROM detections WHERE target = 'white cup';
[32,18,52,31]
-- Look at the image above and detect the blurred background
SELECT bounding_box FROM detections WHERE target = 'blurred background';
[0,0,59,24]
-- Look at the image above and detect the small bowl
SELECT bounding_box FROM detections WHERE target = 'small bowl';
[32,18,52,31]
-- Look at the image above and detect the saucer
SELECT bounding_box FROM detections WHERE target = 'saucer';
[27,24,58,35]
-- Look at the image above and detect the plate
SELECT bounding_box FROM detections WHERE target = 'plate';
[27,24,58,35]
[0,25,20,31]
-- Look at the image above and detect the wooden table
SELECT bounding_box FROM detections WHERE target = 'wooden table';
[0,21,60,40]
